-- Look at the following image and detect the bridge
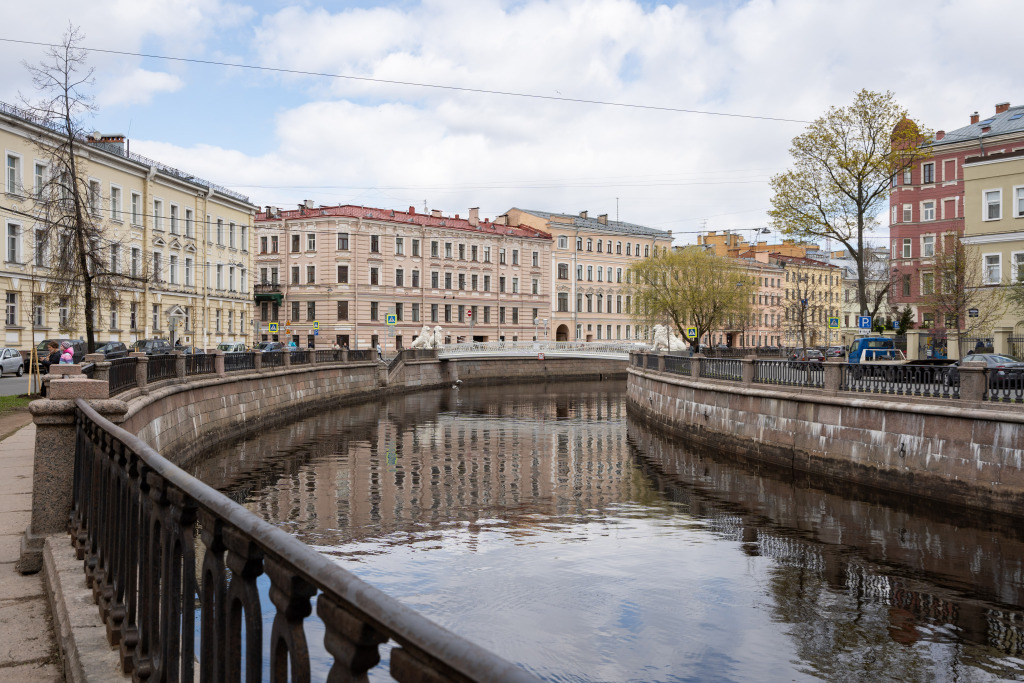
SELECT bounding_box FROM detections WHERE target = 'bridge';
[438,340,640,359]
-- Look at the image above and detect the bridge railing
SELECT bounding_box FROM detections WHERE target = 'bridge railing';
[70,398,539,683]
[440,340,642,357]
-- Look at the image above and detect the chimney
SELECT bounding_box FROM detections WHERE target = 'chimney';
[430,209,442,218]
[468,207,479,227]
[971,111,980,124]
[996,102,1011,114]
[579,210,588,219]
[982,125,991,133]
[598,214,608,225]
[85,133,126,155]
[408,206,416,214]
[495,214,508,225]
[936,130,945,141]
[304,199,315,209]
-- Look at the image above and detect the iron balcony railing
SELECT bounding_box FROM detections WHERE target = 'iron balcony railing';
[186,354,216,376]
[840,363,957,399]
[147,354,177,382]
[70,399,538,683]
[753,359,824,388]
[223,352,255,373]
[108,357,137,395]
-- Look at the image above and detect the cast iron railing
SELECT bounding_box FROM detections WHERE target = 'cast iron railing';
[108,357,138,395]
[147,354,177,382]
[632,353,645,367]
[1010,337,1024,360]
[664,355,691,376]
[348,349,374,362]
[754,359,824,388]
[699,358,742,381]
[223,352,255,373]
[840,363,957,399]
[289,349,311,365]
[645,354,659,370]
[186,354,215,376]
[315,349,343,363]
[262,351,285,369]
[70,399,538,683]
[984,369,1024,404]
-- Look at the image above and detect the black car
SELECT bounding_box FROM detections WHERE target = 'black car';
[257,341,285,352]
[25,339,87,373]
[94,341,129,360]
[130,339,173,355]
[789,349,825,367]
[945,353,1024,387]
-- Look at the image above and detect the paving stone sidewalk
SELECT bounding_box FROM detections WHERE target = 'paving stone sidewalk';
[0,423,63,681]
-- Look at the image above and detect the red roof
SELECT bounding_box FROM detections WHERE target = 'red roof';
[256,204,550,240]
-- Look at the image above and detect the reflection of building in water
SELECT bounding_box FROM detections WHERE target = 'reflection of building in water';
[204,385,647,546]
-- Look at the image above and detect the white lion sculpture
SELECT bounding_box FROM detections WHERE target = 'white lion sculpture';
[650,324,690,352]
[410,324,433,349]
[432,325,445,349]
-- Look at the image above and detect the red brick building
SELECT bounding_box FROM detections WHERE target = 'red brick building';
[889,101,1024,328]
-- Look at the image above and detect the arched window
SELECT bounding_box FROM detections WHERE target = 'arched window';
[626,243,632,256]
[644,245,650,257]
[616,241,622,254]
[576,237,583,250]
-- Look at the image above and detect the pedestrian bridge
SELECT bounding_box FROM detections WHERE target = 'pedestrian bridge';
[438,340,641,360]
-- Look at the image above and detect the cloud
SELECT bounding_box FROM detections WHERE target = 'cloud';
[97,69,185,107]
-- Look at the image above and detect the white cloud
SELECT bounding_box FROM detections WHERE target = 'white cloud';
[97,69,185,107]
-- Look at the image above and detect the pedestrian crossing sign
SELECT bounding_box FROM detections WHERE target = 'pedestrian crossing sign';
[686,327,697,339]
[828,317,839,329]
[269,323,278,333]
[386,314,397,326]
[313,320,319,331]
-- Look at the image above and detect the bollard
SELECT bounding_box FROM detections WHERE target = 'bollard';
[657,353,666,372]
[283,350,292,368]
[691,353,703,378]
[84,353,110,384]
[309,348,318,366]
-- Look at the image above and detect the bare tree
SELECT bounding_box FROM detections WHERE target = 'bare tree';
[780,271,832,355]
[921,236,1007,339]
[19,25,145,352]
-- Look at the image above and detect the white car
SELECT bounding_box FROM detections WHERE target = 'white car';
[0,348,24,377]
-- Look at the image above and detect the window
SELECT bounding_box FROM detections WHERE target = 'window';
[290,301,300,322]
[576,237,583,251]
[185,209,194,237]
[337,301,349,320]
[483,275,490,292]
[512,308,519,324]
[984,254,1001,284]
[169,204,179,234]
[431,241,439,258]
[291,234,300,253]
[625,243,631,256]
[499,249,506,265]
[586,239,593,252]
[922,162,935,184]
[532,251,539,267]
[471,274,478,290]
[371,235,380,253]
[1015,187,1024,218]
[6,154,21,194]
[412,270,420,287]
[458,244,465,260]
[5,292,16,326]
[891,205,898,224]
[33,163,46,200]
[34,230,46,267]
[558,263,569,279]
[6,222,21,264]
[131,193,142,225]
[1013,252,1024,282]
[557,292,569,312]
[558,236,568,249]
[596,267,603,282]
[922,235,934,258]
[644,245,650,257]
[512,277,519,293]
[217,219,224,245]
[922,201,935,221]
[131,248,141,278]
[154,304,162,331]
[921,271,934,295]
[499,306,505,324]
[597,240,603,253]
[616,268,623,283]
[483,247,491,263]
[431,271,439,288]
[370,267,381,286]
[306,233,315,251]
[291,265,299,285]
[902,238,912,259]
[185,257,193,286]
[229,266,237,291]
[444,272,452,289]
[483,306,490,323]
[412,239,420,257]
[576,264,583,280]
[985,189,1002,220]
[499,276,506,293]
[370,302,379,320]
[307,301,316,321]
[903,168,912,185]
[458,273,466,290]
[444,304,452,323]
[395,237,404,255]
[616,241,622,254]
[431,303,438,323]
[412,303,419,322]
[396,303,404,321]
[337,265,349,283]
[337,232,350,250]
[271,236,278,253]
[396,269,404,287]
[587,266,593,281]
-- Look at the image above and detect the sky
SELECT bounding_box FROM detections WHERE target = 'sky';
[0,0,1020,246]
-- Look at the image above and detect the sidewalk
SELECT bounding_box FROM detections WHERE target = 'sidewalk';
[0,422,63,681]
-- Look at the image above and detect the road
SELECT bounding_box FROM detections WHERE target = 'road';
[0,373,40,397]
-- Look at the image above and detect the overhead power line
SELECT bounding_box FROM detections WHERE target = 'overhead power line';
[0,37,811,124]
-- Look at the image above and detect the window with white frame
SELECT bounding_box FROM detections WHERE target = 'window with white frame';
[60,298,70,328]
[89,180,101,218]
[110,244,119,274]
[229,222,236,249]
[229,266,236,291]
[922,200,935,221]
[131,193,141,225]
[109,300,118,329]
[217,219,224,245]
[921,235,934,258]
[921,271,934,295]
[5,292,17,326]
[35,230,46,267]
[6,222,21,264]
[33,295,43,326]
[984,254,1002,284]
[1015,186,1024,218]
[185,208,193,237]
[902,238,912,259]
[1014,252,1024,282]
[922,162,935,184]
[170,204,179,234]
[217,264,224,289]
[891,205,898,224]
[153,199,163,230]
[903,168,912,185]
[153,251,162,282]
[984,189,1002,220]
[131,248,141,277]
[169,254,178,284]
[185,257,193,286]
[557,235,567,249]
[110,186,122,221]
[33,163,46,200]
[902,204,912,222]
[6,154,21,194]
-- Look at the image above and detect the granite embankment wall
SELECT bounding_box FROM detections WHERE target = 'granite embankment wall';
[628,365,1024,519]
[120,355,625,467]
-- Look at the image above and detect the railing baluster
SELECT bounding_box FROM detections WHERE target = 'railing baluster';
[224,528,265,683]
[266,556,316,683]
[199,511,228,683]
[317,594,387,682]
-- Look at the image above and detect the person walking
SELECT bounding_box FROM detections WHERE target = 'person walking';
[376,342,383,361]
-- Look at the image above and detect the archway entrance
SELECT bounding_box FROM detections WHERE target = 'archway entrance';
[556,324,569,342]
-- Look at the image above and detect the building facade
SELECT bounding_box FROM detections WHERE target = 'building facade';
[1,101,256,352]
[504,208,673,342]
[723,252,785,349]
[889,101,1024,329]
[253,204,551,349]
[772,254,843,348]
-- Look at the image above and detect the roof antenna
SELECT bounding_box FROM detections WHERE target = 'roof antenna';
[616,197,619,223]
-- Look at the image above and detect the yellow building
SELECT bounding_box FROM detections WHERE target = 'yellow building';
[1,101,256,352]
[697,230,822,259]
[504,208,673,342]
[962,149,1024,336]
[771,253,843,348]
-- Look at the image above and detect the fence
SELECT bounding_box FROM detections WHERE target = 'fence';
[147,354,177,382]
[107,357,137,396]
[985,371,1024,404]
[289,349,311,365]
[70,399,538,683]
[699,358,743,381]
[348,349,375,362]
[753,359,824,388]
[1011,337,1024,359]
[186,353,216,376]
[664,355,692,376]
[223,352,255,373]
[841,363,957,399]
[315,349,344,364]
[262,351,285,369]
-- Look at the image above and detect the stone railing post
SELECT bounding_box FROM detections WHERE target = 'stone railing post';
[214,349,226,377]
[994,328,1012,356]
[342,348,349,363]
[283,349,292,368]
[691,353,703,378]
[254,350,263,372]
[958,361,987,402]
[309,348,318,366]
[657,353,666,372]
[18,397,129,573]
[905,330,921,362]
[130,352,149,393]
[173,350,186,379]
[84,352,110,384]
[823,357,843,395]
[741,356,755,385]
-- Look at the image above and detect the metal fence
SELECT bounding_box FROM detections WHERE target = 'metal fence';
[315,349,344,363]
[985,369,1024,404]
[753,359,824,388]
[107,357,137,395]
[70,399,538,683]
[289,349,311,365]
[348,349,375,362]
[186,353,215,376]
[262,351,285,368]
[960,337,994,356]
[664,355,692,376]
[699,358,742,381]
[223,352,255,373]
[1011,337,1024,359]
[840,363,957,399]
[147,354,177,382]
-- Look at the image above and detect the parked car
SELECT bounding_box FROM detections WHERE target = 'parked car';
[257,341,285,352]
[216,342,248,353]
[0,348,24,376]
[174,345,203,355]
[130,339,173,355]
[826,346,845,358]
[789,349,825,367]
[25,339,87,373]
[94,341,129,360]
[945,353,1024,387]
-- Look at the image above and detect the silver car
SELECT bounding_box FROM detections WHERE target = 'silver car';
[0,348,24,377]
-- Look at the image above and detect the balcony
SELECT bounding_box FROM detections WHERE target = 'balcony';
[254,282,283,303]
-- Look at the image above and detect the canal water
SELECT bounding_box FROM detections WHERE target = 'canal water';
[196,381,1024,682]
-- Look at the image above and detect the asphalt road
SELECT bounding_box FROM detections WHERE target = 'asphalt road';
[0,373,40,396]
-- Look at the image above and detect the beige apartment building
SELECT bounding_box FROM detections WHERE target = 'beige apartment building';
[1,101,256,351]
[253,204,551,350]
[504,208,673,342]
[771,253,843,348]
[718,251,784,348]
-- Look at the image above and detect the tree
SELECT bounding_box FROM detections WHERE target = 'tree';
[626,247,752,349]
[895,305,915,333]
[18,26,144,352]
[769,89,929,322]
[780,270,831,354]
[921,236,1007,339]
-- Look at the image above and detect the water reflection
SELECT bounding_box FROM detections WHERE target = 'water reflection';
[198,382,1024,682]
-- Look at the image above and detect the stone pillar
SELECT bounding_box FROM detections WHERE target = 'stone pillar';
[84,353,110,384]
[173,350,186,380]
[342,348,349,363]
[309,348,318,366]
[905,330,921,362]
[823,357,843,395]
[657,353,666,372]
[741,357,755,384]
[948,330,962,361]
[130,352,149,393]
[253,350,263,372]
[958,361,986,402]
[691,353,703,378]
[213,350,226,377]
[283,350,292,368]
[18,397,129,574]
[994,328,1012,356]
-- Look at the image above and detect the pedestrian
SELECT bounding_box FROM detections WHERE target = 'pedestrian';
[332,341,340,351]
[376,342,383,361]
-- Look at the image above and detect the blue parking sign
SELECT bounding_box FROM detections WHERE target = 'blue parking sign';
[857,316,872,329]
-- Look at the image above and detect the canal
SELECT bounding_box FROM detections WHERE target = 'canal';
[194,380,1024,682]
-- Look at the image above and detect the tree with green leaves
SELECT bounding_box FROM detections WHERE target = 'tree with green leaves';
[769,89,929,323]
[626,247,752,350]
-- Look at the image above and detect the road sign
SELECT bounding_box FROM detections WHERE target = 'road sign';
[314,330,318,336]
[269,323,278,333]
[893,321,900,330]
[857,316,872,329]
[286,320,291,326]
[686,327,697,339]
[466,309,473,319]
[828,317,840,329]
[386,314,398,326]
[313,320,319,331]
[968,308,979,318]
[537,352,545,360]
